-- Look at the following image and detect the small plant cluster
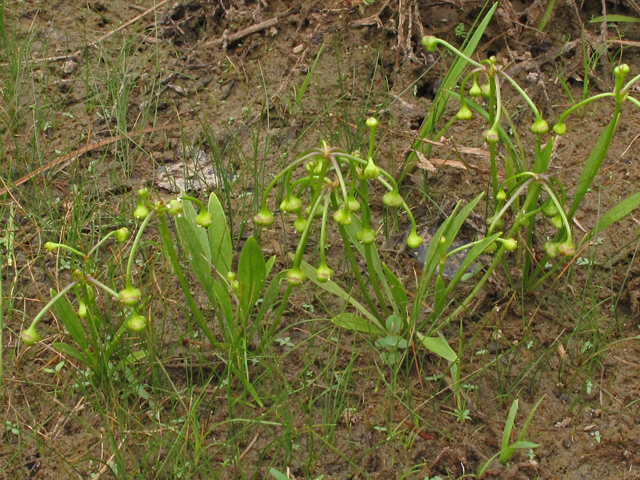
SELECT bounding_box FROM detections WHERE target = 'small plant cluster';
[254,117,422,286]
[20,188,214,381]
[419,34,640,290]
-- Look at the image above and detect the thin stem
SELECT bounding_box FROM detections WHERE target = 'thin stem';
[125,210,156,288]
[27,282,78,330]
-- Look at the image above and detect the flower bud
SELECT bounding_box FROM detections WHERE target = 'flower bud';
[456,105,472,121]
[167,199,183,216]
[488,216,504,229]
[496,190,507,201]
[315,263,334,283]
[78,299,88,319]
[357,228,376,245]
[363,157,380,179]
[305,161,316,173]
[614,64,630,79]
[134,203,149,220]
[119,286,141,306]
[483,128,499,145]
[346,194,360,212]
[530,118,549,135]
[553,122,566,136]
[406,231,423,248]
[126,313,147,333]
[115,227,130,243]
[304,205,323,219]
[550,215,563,230]
[44,242,57,251]
[480,84,491,98]
[194,210,213,228]
[382,190,403,208]
[542,200,559,218]
[137,187,149,199]
[293,216,308,233]
[333,206,352,225]
[469,82,482,97]
[558,240,576,257]
[286,268,306,286]
[226,271,236,282]
[485,242,498,253]
[544,241,559,258]
[366,117,378,129]
[421,36,438,52]
[21,326,41,346]
[231,280,240,292]
[280,195,303,214]
[254,207,275,227]
[499,238,518,251]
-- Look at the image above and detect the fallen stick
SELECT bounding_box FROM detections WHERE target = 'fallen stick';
[203,8,298,47]
[0,120,200,197]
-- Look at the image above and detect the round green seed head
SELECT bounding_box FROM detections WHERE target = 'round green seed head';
[421,36,438,52]
[406,231,423,249]
[315,264,334,283]
[456,105,473,121]
[195,210,213,228]
[167,199,183,216]
[530,118,549,135]
[382,190,403,208]
[254,207,275,227]
[286,268,306,286]
[366,117,378,129]
[553,123,567,136]
[119,286,142,307]
[21,326,41,346]
[126,314,147,333]
[115,227,130,243]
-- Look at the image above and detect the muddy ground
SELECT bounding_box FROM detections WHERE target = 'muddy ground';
[2,0,640,479]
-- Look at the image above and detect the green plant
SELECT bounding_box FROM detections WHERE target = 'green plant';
[420,35,640,291]
[19,188,277,395]
[255,117,515,419]
[477,396,544,478]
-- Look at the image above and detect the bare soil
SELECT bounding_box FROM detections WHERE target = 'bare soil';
[3,1,640,479]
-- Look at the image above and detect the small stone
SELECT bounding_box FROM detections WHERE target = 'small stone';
[63,59,78,75]
[292,44,304,54]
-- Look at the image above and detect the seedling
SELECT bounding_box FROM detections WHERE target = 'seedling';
[477,396,544,477]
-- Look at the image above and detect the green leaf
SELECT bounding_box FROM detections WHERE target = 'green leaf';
[208,193,233,276]
[228,363,264,407]
[332,313,385,337]
[256,271,287,324]
[502,399,519,454]
[445,233,501,294]
[237,237,266,318]
[51,289,88,350]
[419,334,457,363]
[383,264,408,316]
[269,468,290,480]
[569,115,620,218]
[176,199,213,296]
[52,342,89,365]
[121,350,148,366]
[583,191,640,243]
[433,274,447,319]
[590,14,640,23]
[300,259,384,330]
[405,2,498,173]
[212,281,234,341]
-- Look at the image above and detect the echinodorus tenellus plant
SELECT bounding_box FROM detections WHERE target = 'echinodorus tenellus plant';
[420,35,640,290]
[253,118,423,340]
[20,187,214,382]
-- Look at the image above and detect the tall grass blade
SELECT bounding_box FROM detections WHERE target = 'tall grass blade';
[404,2,498,173]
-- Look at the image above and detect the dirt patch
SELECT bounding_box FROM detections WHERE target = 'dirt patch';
[2,1,640,479]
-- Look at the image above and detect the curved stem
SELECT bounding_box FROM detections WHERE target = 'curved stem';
[28,282,78,330]
[556,93,616,124]
[499,71,542,120]
[125,211,156,288]
[432,38,484,68]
